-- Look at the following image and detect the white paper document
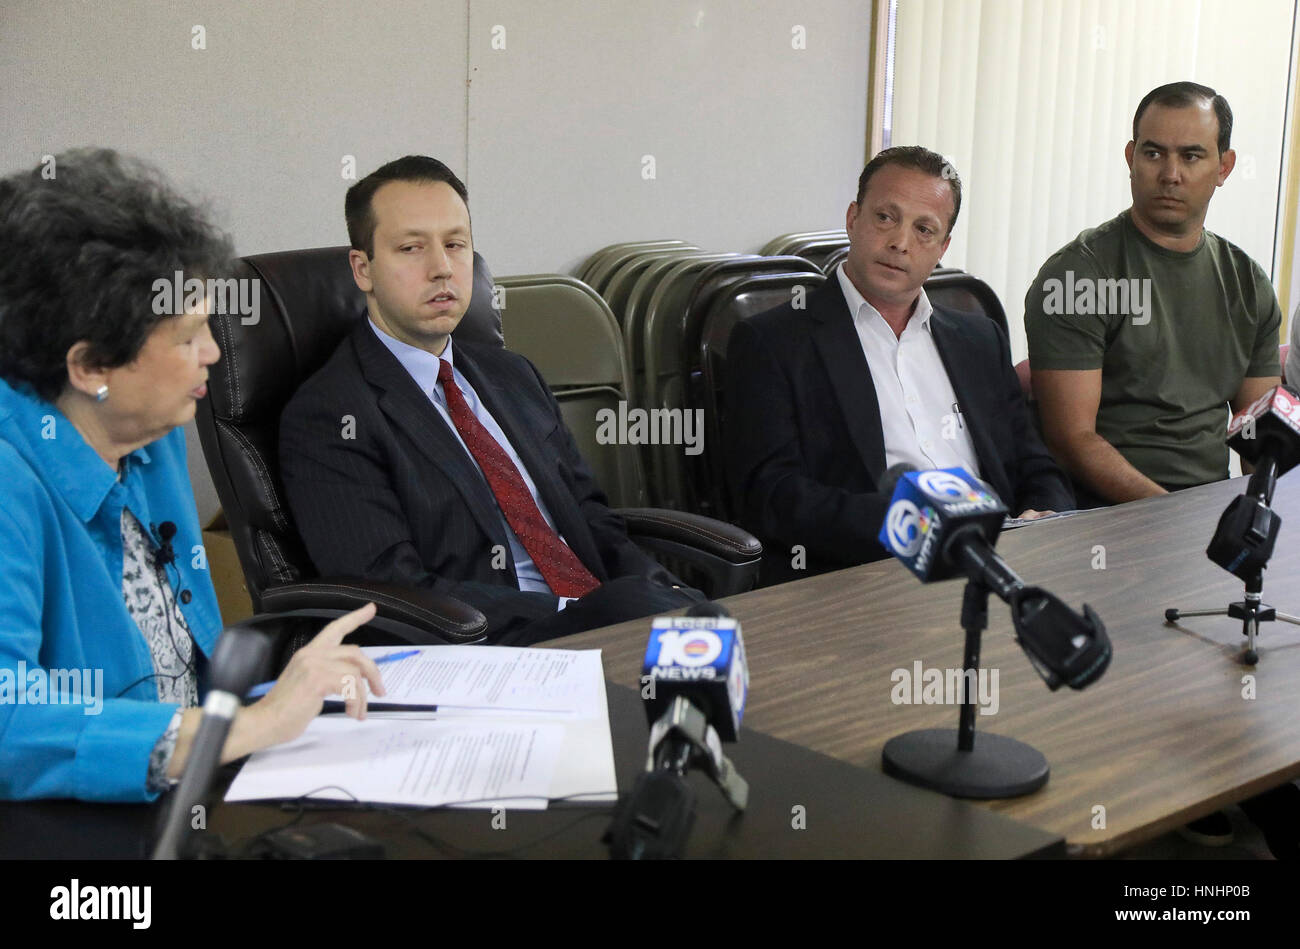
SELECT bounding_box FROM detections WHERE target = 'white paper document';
[334,645,605,716]
[226,647,617,809]
[225,716,566,809]
[1001,509,1089,530]
[526,673,618,806]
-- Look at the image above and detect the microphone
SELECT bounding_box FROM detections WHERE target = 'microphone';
[879,467,1111,691]
[605,602,749,859]
[877,462,917,500]
[1226,384,1300,482]
[880,467,1008,584]
[152,520,177,570]
[150,519,197,611]
[153,624,271,860]
[1209,386,1300,578]
[642,601,748,744]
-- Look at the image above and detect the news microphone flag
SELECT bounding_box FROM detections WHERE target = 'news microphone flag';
[1227,384,1300,476]
[641,615,748,742]
[878,467,1007,583]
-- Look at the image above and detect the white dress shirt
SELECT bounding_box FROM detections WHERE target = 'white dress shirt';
[836,264,981,476]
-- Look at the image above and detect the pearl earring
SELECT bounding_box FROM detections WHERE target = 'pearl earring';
[94,385,109,402]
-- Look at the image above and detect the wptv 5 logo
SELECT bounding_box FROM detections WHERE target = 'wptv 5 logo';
[642,616,748,741]
[879,468,1006,582]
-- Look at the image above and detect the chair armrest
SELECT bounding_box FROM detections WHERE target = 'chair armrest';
[617,508,762,562]
[261,577,487,644]
[617,508,762,597]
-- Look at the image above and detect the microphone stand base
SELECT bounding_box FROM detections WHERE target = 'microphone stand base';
[882,728,1049,799]
[1164,570,1300,666]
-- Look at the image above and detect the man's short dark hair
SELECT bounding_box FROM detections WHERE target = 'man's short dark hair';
[855,145,961,235]
[345,156,470,258]
[0,148,235,402]
[1132,81,1233,155]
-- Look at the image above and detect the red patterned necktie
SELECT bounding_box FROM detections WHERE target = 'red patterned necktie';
[436,358,599,598]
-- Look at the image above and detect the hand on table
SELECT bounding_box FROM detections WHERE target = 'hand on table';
[246,603,385,748]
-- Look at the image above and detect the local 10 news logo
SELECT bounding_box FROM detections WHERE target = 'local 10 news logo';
[646,618,737,679]
[643,616,749,735]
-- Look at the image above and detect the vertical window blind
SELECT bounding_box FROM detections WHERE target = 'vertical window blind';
[889,0,1295,361]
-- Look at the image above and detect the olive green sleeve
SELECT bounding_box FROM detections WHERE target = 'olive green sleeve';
[1023,250,1121,371]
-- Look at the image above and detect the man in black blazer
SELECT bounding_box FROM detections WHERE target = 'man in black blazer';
[726,146,1073,584]
[280,156,696,644]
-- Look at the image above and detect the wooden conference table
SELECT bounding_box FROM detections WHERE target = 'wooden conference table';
[556,475,1300,857]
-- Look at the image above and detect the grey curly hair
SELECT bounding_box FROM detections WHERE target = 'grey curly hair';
[0,148,235,401]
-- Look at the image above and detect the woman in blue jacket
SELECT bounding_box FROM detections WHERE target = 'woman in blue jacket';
[0,149,384,801]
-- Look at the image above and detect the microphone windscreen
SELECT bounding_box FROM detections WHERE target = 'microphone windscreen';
[1226,385,1300,475]
[208,627,272,695]
[877,462,917,499]
[879,467,1007,583]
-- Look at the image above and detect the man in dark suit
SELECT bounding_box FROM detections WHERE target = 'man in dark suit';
[726,146,1074,584]
[279,156,697,644]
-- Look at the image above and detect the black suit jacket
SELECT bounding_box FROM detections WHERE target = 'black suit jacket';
[724,278,1074,583]
[279,321,680,639]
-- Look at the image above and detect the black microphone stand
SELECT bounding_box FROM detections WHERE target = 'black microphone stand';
[1165,458,1298,665]
[882,547,1050,799]
[605,696,748,859]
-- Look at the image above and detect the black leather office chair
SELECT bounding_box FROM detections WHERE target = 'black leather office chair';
[194,247,501,650]
[194,246,761,656]
[924,270,1011,358]
[692,272,828,522]
[677,259,822,516]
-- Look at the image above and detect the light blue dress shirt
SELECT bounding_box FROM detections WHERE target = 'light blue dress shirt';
[369,322,565,598]
[0,378,222,801]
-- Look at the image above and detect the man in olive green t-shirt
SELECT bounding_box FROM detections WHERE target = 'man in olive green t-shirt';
[1025,82,1281,506]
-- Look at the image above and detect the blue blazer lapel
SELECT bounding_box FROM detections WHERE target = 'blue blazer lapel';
[809,280,888,485]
